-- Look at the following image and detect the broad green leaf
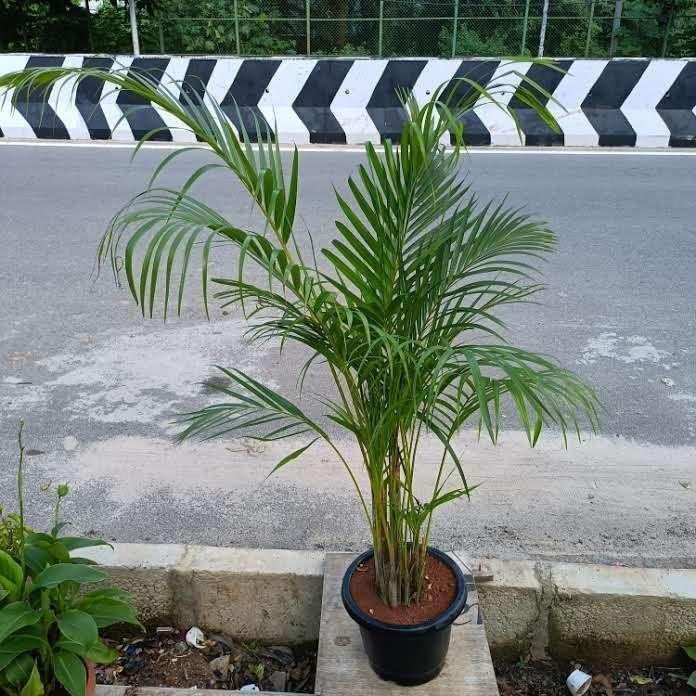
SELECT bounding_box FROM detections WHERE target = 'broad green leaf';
[46,543,71,564]
[74,597,140,628]
[19,663,43,696]
[24,534,54,547]
[3,654,33,688]
[57,611,98,647]
[688,671,696,689]
[78,588,129,602]
[31,564,106,590]
[0,634,48,671]
[22,546,50,575]
[684,644,696,661]
[0,603,40,644]
[54,651,86,696]
[55,639,118,665]
[59,538,112,553]
[0,550,22,590]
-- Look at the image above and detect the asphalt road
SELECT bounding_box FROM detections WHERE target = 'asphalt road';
[1,142,695,566]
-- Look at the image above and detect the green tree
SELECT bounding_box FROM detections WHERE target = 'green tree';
[0,0,89,52]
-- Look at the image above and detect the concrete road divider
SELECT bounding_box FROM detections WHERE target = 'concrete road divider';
[1,55,695,148]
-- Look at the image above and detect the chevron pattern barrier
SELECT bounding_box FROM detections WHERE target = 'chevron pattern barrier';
[1,55,695,148]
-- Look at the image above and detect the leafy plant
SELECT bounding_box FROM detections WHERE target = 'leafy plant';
[0,508,26,559]
[0,64,598,609]
[0,423,141,696]
[684,644,696,689]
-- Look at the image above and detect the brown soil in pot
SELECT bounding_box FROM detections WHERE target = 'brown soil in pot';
[349,554,457,625]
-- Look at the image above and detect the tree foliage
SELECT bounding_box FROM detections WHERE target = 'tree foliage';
[0,0,693,56]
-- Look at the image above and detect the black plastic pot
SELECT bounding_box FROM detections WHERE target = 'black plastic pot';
[341,547,468,685]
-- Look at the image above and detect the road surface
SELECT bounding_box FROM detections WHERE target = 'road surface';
[1,142,695,566]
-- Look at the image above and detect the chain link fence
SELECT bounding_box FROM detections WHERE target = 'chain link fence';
[3,0,695,58]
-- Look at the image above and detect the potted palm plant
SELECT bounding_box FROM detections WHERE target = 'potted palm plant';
[0,64,598,685]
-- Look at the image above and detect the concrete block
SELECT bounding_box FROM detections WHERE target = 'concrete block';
[475,559,542,660]
[549,563,696,665]
[84,543,186,624]
[173,546,324,643]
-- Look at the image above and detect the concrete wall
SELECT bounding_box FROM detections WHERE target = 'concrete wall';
[85,544,696,665]
[1,55,695,147]
[87,544,324,644]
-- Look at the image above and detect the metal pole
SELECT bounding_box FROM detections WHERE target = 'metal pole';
[158,22,165,53]
[378,0,384,57]
[83,0,94,52]
[234,0,241,54]
[128,0,140,56]
[661,5,674,57]
[609,0,623,57]
[520,0,530,54]
[584,0,595,56]
[306,0,311,55]
[451,0,459,58]
[537,0,549,57]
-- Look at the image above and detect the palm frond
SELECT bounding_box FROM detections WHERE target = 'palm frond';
[0,60,599,608]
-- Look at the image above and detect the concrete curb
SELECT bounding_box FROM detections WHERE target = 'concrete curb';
[1,56,695,147]
[85,543,696,666]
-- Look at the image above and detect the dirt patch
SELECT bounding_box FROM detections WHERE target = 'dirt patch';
[350,553,457,625]
[97,628,316,693]
[494,658,693,695]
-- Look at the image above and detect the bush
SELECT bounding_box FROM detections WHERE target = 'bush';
[0,424,141,696]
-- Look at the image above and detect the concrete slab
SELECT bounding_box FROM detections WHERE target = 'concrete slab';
[315,552,499,696]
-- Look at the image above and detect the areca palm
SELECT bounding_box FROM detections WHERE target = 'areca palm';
[0,64,598,608]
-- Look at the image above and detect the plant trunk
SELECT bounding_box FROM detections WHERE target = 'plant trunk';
[85,661,96,696]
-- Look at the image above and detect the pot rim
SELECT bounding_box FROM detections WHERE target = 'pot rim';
[341,546,468,635]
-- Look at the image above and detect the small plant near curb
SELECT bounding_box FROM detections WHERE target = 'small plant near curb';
[0,424,142,696]
[684,644,696,689]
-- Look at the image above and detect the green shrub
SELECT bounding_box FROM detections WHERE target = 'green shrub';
[0,425,141,696]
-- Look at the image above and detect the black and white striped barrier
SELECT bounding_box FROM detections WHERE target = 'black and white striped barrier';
[0,55,695,148]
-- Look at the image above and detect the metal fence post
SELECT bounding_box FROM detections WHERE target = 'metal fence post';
[661,5,674,57]
[520,0,530,54]
[538,0,549,57]
[158,22,165,53]
[83,0,94,52]
[609,0,623,57]
[128,0,140,55]
[584,0,595,56]
[233,0,241,54]
[378,0,384,57]
[451,0,459,58]
[306,0,311,55]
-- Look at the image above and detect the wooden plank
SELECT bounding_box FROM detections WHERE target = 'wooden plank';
[316,553,499,696]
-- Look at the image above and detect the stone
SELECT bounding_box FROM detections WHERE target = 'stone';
[269,670,287,692]
[172,641,188,656]
[208,655,232,676]
[268,645,294,665]
[62,436,79,451]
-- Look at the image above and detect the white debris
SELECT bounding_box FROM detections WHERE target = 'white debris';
[185,626,206,649]
[240,686,260,692]
[566,668,592,695]
[660,377,675,388]
[62,436,79,451]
